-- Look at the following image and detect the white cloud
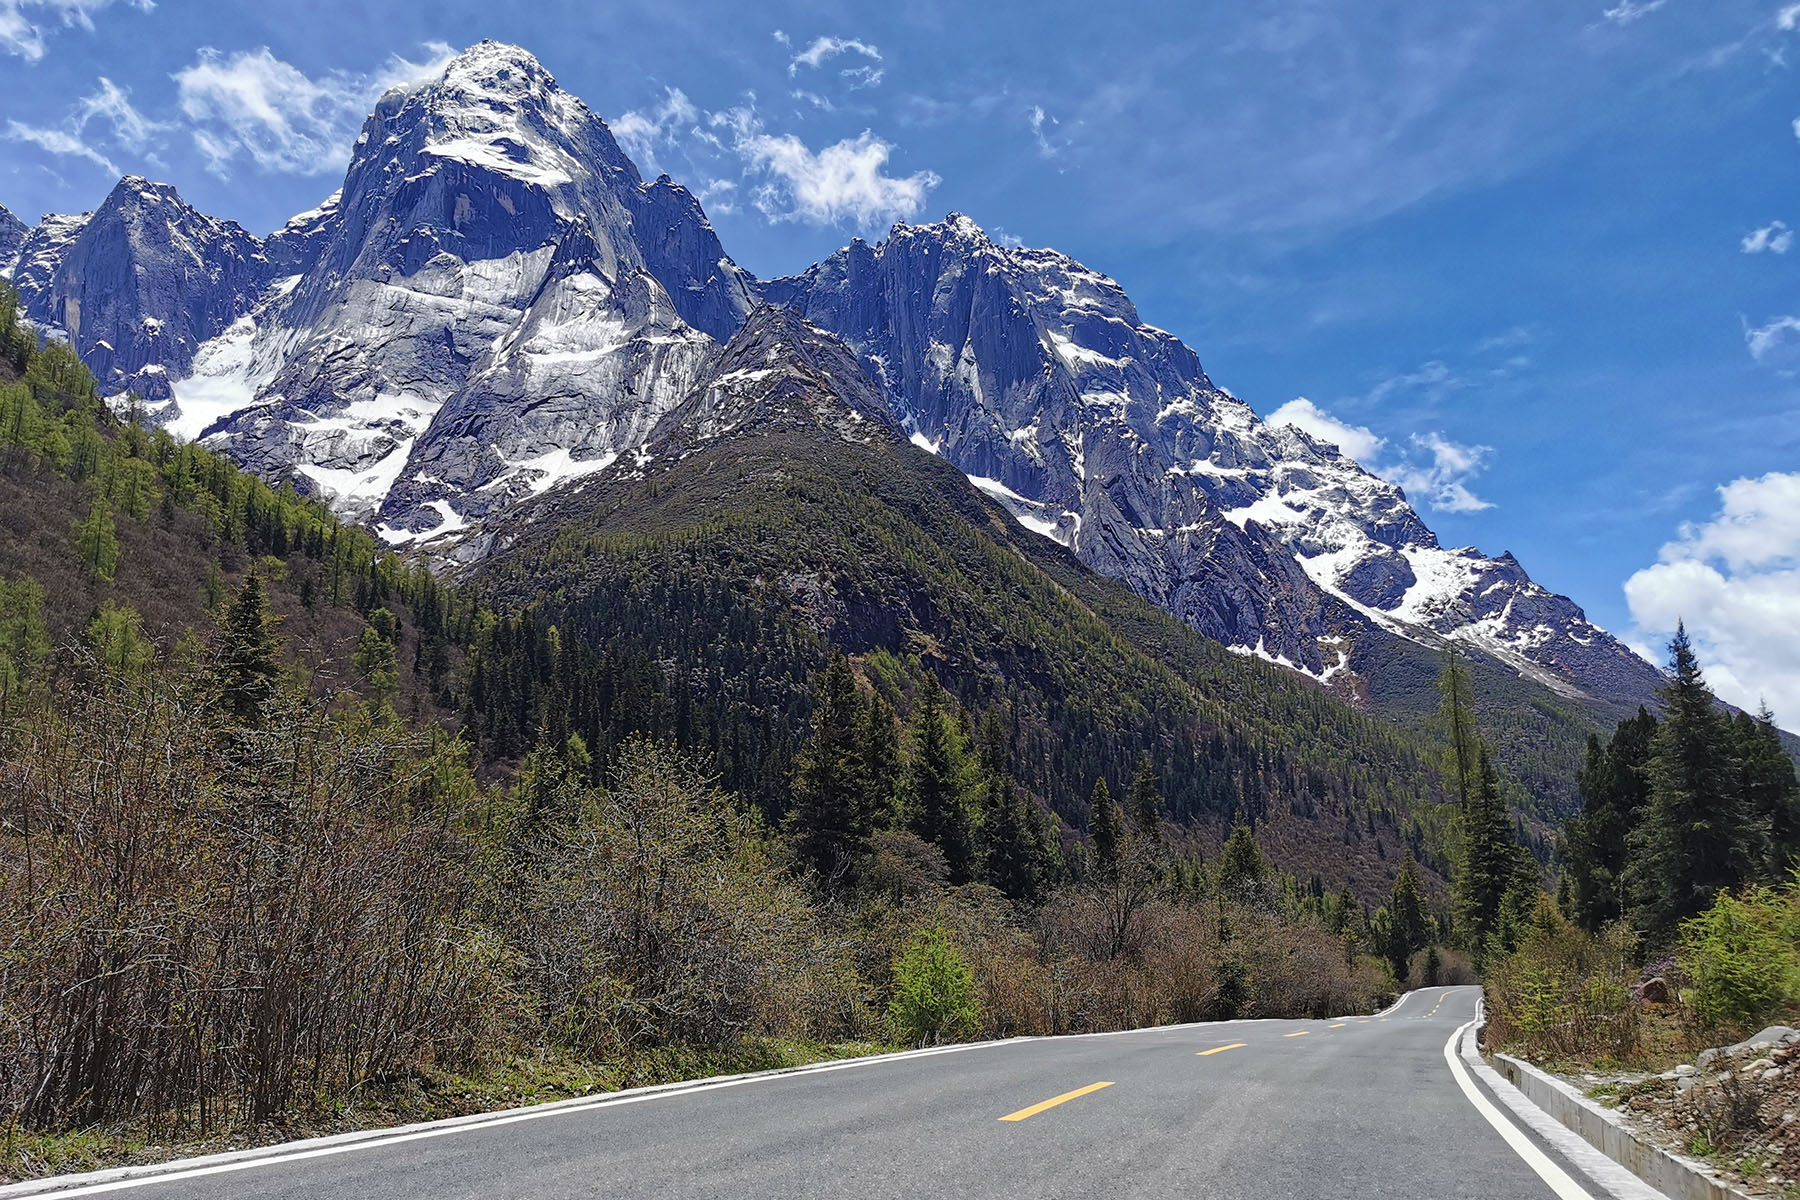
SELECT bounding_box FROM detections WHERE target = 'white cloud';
[1625,471,1800,727]
[1027,105,1062,157]
[840,65,884,90]
[1385,431,1494,513]
[3,118,117,174]
[1779,3,1800,31]
[697,177,737,215]
[788,35,880,77]
[1366,359,1459,406]
[1474,325,1536,354]
[2,74,163,175]
[1601,0,1666,24]
[0,0,150,62]
[174,42,452,177]
[76,76,161,149]
[1267,395,1490,511]
[1741,220,1794,254]
[1744,314,1800,365]
[611,86,698,172]
[715,105,938,229]
[1269,397,1385,463]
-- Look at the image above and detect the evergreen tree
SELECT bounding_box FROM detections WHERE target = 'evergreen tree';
[1457,746,1517,950]
[860,693,902,831]
[351,607,400,715]
[1435,647,1480,811]
[1088,776,1122,875]
[1383,851,1433,982]
[1630,626,1763,946]
[790,653,872,884]
[1217,824,1270,898]
[0,576,50,718]
[213,570,283,727]
[1561,707,1656,930]
[1128,753,1163,840]
[71,496,120,582]
[906,680,975,883]
[85,601,153,679]
[1732,705,1800,874]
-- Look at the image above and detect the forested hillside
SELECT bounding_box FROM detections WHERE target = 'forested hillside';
[0,288,1472,1180]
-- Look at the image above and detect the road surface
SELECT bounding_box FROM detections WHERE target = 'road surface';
[15,985,1608,1199]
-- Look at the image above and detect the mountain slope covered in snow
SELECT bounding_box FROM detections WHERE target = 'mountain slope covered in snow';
[0,39,1663,726]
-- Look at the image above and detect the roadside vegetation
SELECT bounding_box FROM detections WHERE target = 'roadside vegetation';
[1468,627,1800,1193]
[0,296,1418,1181]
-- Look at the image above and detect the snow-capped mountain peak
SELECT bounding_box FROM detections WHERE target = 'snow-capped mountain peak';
[768,217,1665,705]
[0,44,1664,711]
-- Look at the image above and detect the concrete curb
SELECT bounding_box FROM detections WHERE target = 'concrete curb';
[1479,1028,1755,1200]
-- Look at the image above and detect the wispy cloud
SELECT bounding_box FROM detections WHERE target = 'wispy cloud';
[3,118,118,174]
[0,0,151,62]
[1268,395,1492,511]
[1387,431,1494,512]
[611,86,698,173]
[1743,313,1800,365]
[787,35,881,77]
[174,41,452,177]
[2,74,163,176]
[1625,470,1800,726]
[1367,360,1461,407]
[1473,325,1538,354]
[1742,220,1794,254]
[1601,0,1667,25]
[1027,105,1064,157]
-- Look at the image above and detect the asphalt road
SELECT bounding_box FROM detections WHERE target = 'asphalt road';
[24,985,1599,1200]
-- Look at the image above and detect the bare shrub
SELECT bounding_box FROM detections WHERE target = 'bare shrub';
[0,661,494,1131]
[514,739,869,1055]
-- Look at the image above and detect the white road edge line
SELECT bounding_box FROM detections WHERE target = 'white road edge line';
[1453,1013,1667,1200]
[1443,1019,1596,1200]
[0,1041,1010,1199]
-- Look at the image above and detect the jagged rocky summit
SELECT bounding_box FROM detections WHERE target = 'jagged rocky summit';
[0,40,1665,709]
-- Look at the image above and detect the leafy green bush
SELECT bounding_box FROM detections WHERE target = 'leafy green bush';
[1679,874,1800,1032]
[1484,898,1639,1063]
[888,927,979,1044]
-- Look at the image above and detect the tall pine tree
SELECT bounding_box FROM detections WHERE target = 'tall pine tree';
[1382,852,1433,982]
[1089,777,1122,876]
[1435,647,1480,812]
[789,653,872,885]
[1630,626,1763,946]
[213,569,283,728]
[1733,705,1800,875]
[1128,753,1163,841]
[906,679,975,884]
[1561,707,1656,931]
[1457,746,1520,954]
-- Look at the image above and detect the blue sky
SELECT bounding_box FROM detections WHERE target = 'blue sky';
[3,0,1799,719]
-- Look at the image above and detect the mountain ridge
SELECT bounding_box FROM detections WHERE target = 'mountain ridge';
[0,38,1669,729]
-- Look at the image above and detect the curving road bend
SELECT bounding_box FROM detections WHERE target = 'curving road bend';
[9,986,1610,1200]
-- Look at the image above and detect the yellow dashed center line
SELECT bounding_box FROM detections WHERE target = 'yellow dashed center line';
[1283,1030,1310,1038]
[1197,1043,1247,1057]
[1329,1022,1347,1028]
[999,1081,1115,1122]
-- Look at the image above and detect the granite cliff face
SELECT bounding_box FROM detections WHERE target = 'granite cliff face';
[763,216,1664,705]
[0,40,1663,709]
